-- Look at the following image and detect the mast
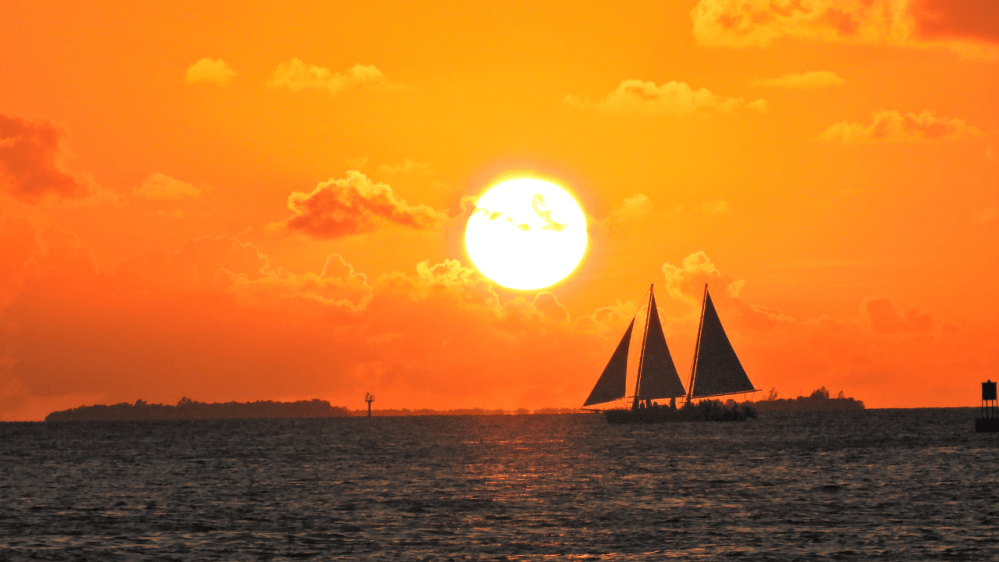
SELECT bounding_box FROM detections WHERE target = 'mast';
[631,284,654,410]
[686,284,708,403]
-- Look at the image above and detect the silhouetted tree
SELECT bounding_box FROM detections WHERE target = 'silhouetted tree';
[810,387,830,399]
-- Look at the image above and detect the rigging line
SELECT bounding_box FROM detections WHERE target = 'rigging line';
[687,283,708,403]
[689,389,759,400]
[633,284,654,410]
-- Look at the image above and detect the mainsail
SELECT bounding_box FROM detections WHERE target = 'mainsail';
[583,318,634,407]
[688,286,755,399]
[635,293,687,401]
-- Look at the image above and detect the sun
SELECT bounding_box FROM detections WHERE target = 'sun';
[465,177,588,290]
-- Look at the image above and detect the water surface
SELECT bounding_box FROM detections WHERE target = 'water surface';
[1,409,996,560]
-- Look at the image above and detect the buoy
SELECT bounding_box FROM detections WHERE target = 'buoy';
[975,380,998,433]
[365,393,375,418]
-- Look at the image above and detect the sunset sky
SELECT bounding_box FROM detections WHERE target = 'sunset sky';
[1,0,997,420]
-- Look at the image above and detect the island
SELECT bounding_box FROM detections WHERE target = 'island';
[45,399,588,421]
[45,398,352,421]
[742,387,865,412]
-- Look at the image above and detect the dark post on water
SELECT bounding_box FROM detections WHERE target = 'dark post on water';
[982,381,996,418]
[975,380,998,432]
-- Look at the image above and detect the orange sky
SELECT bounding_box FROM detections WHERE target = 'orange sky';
[1,0,997,420]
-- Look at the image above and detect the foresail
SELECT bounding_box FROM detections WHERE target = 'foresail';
[636,294,687,399]
[583,318,634,407]
[690,291,755,398]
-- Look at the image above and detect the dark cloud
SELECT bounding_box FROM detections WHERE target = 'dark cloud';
[863,297,933,334]
[692,0,998,58]
[0,113,92,203]
[912,0,999,44]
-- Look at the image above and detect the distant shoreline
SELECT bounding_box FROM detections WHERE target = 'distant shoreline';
[43,388,867,421]
[742,387,864,412]
[43,399,586,422]
[743,397,865,412]
[45,398,352,422]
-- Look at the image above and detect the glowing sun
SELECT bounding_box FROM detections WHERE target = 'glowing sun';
[465,178,588,290]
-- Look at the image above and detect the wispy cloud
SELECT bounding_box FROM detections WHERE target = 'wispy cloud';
[135,173,200,200]
[566,80,765,116]
[862,296,932,334]
[702,200,729,214]
[819,110,981,143]
[267,59,390,96]
[753,71,845,89]
[184,58,236,86]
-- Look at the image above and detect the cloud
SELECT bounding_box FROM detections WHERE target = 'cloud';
[910,0,999,48]
[862,297,933,334]
[702,200,729,214]
[225,253,373,311]
[168,236,269,287]
[346,156,370,169]
[691,0,999,58]
[0,112,93,203]
[565,80,766,116]
[662,252,740,308]
[610,194,652,223]
[414,259,500,309]
[594,194,660,238]
[134,172,200,200]
[659,251,796,338]
[753,71,845,88]
[0,212,97,314]
[819,110,981,143]
[532,292,570,324]
[468,192,569,236]
[267,59,387,96]
[284,171,447,239]
[184,58,236,85]
[573,299,642,338]
[0,214,53,309]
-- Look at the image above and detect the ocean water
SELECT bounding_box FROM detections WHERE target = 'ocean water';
[1,409,997,561]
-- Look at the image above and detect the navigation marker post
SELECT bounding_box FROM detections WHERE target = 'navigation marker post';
[365,393,375,418]
[976,381,998,432]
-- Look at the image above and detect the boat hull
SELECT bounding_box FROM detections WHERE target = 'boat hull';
[603,400,757,424]
[975,418,999,432]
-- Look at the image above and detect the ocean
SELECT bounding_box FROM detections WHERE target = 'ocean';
[1,409,996,560]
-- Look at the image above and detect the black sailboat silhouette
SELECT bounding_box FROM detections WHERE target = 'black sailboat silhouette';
[583,286,686,408]
[686,284,756,400]
[584,283,757,423]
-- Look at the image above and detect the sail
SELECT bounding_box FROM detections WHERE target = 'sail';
[690,290,755,398]
[583,318,634,407]
[636,294,686,399]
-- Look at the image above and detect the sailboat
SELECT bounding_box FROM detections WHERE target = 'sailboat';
[583,284,758,423]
